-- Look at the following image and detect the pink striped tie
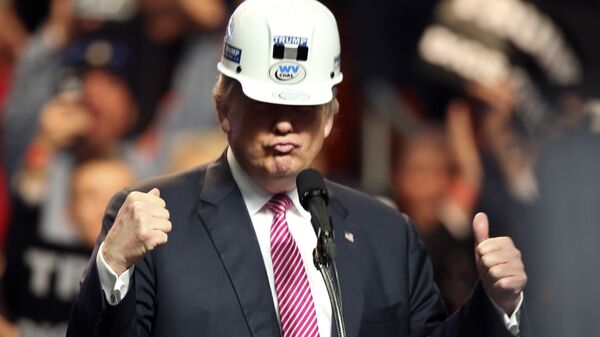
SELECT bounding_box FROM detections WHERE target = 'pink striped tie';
[267,194,320,337]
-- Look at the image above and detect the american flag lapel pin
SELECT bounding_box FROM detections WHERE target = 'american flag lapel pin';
[344,231,354,243]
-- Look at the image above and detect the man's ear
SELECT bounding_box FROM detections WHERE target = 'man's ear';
[216,100,231,133]
[221,116,231,133]
[324,99,338,138]
[324,113,334,138]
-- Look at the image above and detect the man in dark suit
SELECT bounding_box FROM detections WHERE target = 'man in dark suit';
[67,0,528,336]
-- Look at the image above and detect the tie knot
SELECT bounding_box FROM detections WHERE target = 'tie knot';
[266,193,293,214]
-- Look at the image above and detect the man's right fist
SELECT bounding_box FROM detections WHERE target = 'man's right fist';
[102,188,171,275]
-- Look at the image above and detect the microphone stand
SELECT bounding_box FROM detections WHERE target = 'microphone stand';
[312,218,347,337]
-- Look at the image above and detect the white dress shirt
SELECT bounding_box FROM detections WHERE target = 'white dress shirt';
[96,147,522,336]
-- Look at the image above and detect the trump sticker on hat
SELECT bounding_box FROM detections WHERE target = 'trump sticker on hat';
[272,35,309,61]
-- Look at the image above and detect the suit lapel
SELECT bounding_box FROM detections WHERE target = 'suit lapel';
[327,188,366,337]
[196,156,281,337]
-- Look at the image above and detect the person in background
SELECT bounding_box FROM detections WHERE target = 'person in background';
[17,26,138,172]
[391,98,481,313]
[2,0,107,181]
[0,38,140,337]
[68,157,136,248]
[1,156,134,337]
[2,0,198,181]
[14,36,139,207]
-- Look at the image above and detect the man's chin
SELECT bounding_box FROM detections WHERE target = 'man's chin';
[260,166,300,193]
[270,156,300,176]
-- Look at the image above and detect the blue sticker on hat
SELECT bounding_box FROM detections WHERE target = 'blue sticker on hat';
[223,43,242,64]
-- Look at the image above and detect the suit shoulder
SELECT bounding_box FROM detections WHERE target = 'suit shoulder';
[128,165,209,194]
[326,180,409,225]
[325,181,419,260]
[105,165,210,213]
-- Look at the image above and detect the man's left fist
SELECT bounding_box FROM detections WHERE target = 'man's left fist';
[473,212,527,315]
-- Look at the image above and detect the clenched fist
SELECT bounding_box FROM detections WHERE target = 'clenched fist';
[473,212,527,315]
[102,188,172,275]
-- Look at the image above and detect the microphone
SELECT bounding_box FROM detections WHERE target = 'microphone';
[297,170,345,336]
[297,169,335,258]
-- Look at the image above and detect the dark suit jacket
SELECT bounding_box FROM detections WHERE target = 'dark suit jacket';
[67,155,528,337]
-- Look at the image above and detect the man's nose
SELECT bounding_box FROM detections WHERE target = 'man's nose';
[272,117,294,135]
[271,106,296,134]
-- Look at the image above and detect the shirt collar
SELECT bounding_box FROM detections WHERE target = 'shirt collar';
[226,148,309,218]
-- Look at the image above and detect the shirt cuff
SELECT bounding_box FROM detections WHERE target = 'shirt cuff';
[489,292,524,336]
[96,242,134,306]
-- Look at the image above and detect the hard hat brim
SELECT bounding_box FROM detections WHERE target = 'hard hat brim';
[218,62,343,106]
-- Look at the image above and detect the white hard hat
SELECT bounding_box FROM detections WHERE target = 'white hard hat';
[217,0,343,106]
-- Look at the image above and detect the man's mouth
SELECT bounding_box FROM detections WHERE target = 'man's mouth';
[271,143,298,154]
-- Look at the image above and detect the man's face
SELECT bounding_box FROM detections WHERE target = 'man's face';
[70,160,134,248]
[219,86,335,193]
[82,70,137,152]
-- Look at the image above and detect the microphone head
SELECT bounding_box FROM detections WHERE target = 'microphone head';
[296,168,329,210]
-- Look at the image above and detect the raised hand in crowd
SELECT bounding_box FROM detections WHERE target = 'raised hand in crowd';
[35,94,92,152]
[15,93,91,204]
[468,82,538,202]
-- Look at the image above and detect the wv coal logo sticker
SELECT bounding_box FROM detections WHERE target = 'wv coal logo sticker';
[270,62,306,84]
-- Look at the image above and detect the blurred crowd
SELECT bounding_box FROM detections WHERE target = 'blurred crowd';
[0,0,599,336]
